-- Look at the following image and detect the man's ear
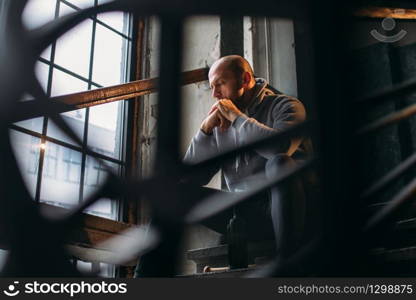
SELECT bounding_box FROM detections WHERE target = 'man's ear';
[242,71,251,88]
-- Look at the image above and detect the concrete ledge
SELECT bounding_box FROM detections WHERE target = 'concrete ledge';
[187,240,276,273]
[178,266,257,278]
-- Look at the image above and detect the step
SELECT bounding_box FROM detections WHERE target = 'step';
[364,217,416,250]
[178,266,257,278]
[373,245,416,261]
[371,246,416,276]
[187,240,275,273]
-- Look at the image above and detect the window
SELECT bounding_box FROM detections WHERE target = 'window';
[28,137,41,175]
[251,17,298,97]
[11,1,132,219]
[8,0,134,277]
[63,148,82,183]
[86,155,107,187]
[44,141,59,178]
[11,0,132,215]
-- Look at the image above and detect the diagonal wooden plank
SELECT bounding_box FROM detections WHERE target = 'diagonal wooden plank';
[13,68,209,122]
[354,7,416,19]
[51,67,209,108]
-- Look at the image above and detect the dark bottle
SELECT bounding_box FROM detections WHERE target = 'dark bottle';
[227,206,248,269]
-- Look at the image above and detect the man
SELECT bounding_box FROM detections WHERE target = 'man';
[135,55,309,277]
[183,55,309,251]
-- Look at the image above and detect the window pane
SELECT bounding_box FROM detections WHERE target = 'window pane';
[54,3,92,78]
[9,130,40,199]
[85,198,114,220]
[41,45,52,61]
[22,0,56,30]
[40,144,81,208]
[99,263,115,278]
[92,24,127,86]
[88,101,123,159]
[47,111,86,146]
[51,68,88,96]
[0,250,9,272]
[44,142,59,178]
[97,11,128,35]
[57,0,76,17]
[49,69,87,145]
[35,61,49,93]
[14,61,47,132]
[14,117,43,134]
[83,157,120,220]
[77,260,92,273]
[66,0,95,9]
[16,62,49,134]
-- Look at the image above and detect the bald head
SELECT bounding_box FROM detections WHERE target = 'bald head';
[209,55,255,84]
[208,55,257,102]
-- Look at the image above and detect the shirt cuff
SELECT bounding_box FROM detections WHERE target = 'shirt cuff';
[232,114,249,129]
[196,128,213,140]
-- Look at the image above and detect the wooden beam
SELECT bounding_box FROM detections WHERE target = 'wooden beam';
[51,67,209,108]
[354,7,416,19]
[14,67,209,122]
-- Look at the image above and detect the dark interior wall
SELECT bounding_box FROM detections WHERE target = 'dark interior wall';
[293,18,316,118]
[220,16,244,56]
[0,0,6,26]
[350,19,416,207]
[219,16,244,190]
[351,43,403,200]
[393,43,416,155]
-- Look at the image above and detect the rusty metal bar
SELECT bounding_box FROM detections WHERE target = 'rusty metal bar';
[354,7,416,19]
[186,157,315,223]
[355,78,416,108]
[184,120,312,177]
[119,0,306,19]
[155,16,184,171]
[365,177,416,234]
[357,102,416,136]
[13,67,209,123]
[361,152,416,200]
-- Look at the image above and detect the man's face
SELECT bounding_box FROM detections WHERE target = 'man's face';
[208,65,244,102]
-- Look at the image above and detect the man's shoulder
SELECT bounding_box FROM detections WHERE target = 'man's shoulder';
[262,93,304,110]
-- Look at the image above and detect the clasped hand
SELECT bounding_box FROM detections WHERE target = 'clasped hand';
[200,99,243,134]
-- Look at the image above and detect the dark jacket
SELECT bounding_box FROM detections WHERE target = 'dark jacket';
[184,78,310,191]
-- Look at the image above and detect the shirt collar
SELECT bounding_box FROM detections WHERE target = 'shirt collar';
[244,78,269,115]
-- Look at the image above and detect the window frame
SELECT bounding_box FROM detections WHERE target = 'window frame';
[8,10,210,277]
[11,0,133,215]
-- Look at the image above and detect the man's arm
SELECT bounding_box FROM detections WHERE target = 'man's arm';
[216,97,306,159]
[183,132,221,186]
[183,108,227,185]
[184,129,218,163]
